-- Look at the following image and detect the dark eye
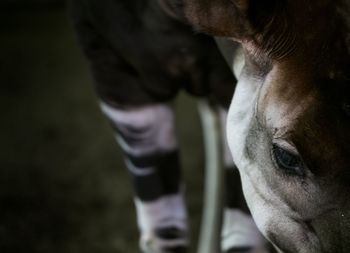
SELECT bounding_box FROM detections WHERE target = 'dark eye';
[272,144,304,176]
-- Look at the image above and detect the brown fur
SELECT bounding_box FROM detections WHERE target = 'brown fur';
[174,0,350,251]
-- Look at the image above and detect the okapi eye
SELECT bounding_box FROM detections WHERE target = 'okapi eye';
[272,144,304,176]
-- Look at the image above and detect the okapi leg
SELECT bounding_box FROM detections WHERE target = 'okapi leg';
[100,102,188,253]
[218,107,268,252]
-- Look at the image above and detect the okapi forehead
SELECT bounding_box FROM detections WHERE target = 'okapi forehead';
[261,71,350,182]
[291,91,350,184]
[254,0,350,65]
[182,0,350,65]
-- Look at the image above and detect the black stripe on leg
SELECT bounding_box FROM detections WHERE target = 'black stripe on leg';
[157,151,182,196]
[155,226,187,240]
[127,151,182,201]
[130,169,163,202]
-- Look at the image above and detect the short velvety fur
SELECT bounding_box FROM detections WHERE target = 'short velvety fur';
[171,0,350,252]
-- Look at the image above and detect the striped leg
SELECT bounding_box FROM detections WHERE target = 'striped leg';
[100,102,188,253]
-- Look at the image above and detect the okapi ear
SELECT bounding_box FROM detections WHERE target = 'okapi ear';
[184,0,281,40]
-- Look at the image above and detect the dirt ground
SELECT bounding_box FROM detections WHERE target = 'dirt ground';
[0,5,206,253]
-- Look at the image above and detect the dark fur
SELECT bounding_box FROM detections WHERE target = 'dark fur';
[174,0,350,251]
[69,0,235,108]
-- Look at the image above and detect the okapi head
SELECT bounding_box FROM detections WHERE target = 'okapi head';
[173,0,350,252]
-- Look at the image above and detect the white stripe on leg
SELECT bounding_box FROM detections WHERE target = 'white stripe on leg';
[100,102,178,156]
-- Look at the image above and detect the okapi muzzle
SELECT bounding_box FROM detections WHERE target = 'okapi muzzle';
[172,0,350,252]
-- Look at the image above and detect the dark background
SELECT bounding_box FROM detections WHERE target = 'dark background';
[0,1,205,252]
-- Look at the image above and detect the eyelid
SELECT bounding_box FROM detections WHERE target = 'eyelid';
[273,139,299,155]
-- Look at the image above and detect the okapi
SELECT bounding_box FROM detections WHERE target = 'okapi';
[173,0,350,252]
[69,0,267,253]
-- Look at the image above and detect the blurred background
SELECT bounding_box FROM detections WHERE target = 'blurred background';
[0,1,205,252]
